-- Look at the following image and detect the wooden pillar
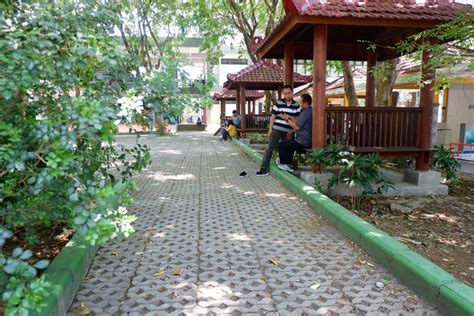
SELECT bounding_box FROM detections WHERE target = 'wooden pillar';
[252,100,256,114]
[366,50,376,108]
[416,50,435,171]
[236,86,240,115]
[220,100,225,116]
[247,100,251,113]
[284,40,294,87]
[239,83,247,132]
[312,25,328,148]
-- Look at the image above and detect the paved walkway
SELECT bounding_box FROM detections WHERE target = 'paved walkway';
[69,133,436,315]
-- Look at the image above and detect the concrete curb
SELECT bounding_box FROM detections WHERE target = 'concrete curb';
[232,139,474,316]
[34,181,129,316]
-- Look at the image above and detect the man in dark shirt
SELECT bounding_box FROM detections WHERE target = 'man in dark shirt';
[256,85,301,176]
[276,94,313,172]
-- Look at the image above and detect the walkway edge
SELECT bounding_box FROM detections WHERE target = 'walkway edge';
[233,139,474,316]
[34,181,129,316]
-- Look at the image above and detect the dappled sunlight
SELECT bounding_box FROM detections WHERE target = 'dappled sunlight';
[152,232,166,238]
[150,171,196,182]
[421,213,458,223]
[228,233,251,241]
[158,149,182,155]
[263,192,287,198]
[213,167,227,170]
[367,231,384,237]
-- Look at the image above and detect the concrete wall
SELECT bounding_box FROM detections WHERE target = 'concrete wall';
[436,82,474,147]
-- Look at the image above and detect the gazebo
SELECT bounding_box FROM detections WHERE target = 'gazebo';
[212,89,265,118]
[223,59,312,134]
[256,0,472,171]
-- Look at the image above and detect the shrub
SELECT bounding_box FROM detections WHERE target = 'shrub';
[0,1,151,312]
[431,144,460,182]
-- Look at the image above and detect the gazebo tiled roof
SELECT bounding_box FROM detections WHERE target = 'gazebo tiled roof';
[223,60,312,90]
[213,89,265,101]
[257,0,472,61]
[283,0,471,21]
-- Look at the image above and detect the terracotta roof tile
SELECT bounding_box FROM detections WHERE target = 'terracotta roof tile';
[284,0,471,21]
[213,89,265,101]
[226,60,312,85]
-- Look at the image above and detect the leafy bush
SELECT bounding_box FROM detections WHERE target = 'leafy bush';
[1,1,151,313]
[1,228,50,316]
[431,144,460,182]
[247,133,269,143]
[306,146,392,208]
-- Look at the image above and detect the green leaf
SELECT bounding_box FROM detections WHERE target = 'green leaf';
[33,260,49,270]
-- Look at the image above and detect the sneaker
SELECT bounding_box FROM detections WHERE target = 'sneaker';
[277,161,294,172]
[256,169,269,177]
[239,171,248,177]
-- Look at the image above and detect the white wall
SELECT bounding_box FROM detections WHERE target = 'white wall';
[437,82,474,146]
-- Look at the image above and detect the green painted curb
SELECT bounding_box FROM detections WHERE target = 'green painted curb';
[33,181,129,316]
[233,138,474,316]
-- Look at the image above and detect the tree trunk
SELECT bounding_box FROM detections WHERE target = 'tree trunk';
[375,58,399,107]
[342,61,358,106]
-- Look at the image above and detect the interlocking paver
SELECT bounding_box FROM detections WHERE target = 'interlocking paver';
[68,133,437,315]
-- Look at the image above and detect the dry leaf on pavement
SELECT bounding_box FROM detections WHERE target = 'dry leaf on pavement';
[71,303,90,315]
[173,269,183,276]
[153,271,165,277]
[270,257,281,266]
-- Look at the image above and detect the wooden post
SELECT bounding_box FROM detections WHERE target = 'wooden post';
[416,50,435,171]
[312,25,328,148]
[284,40,294,87]
[220,100,225,116]
[239,83,247,132]
[366,50,376,108]
[252,100,256,114]
[236,86,240,115]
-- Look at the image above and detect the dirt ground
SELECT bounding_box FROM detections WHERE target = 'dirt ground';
[338,175,474,287]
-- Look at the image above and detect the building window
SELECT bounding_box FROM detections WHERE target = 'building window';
[220,58,248,65]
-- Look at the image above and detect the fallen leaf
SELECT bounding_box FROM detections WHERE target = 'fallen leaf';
[367,262,374,267]
[395,236,422,246]
[442,258,450,262]
[468,267,474,271]
[310,283,320,290]
[357,258,366,265]
[255,219,261,223]
[71,303,90,315]
[173,269,183,276]
[135,252,144,255]
[270,257,281,266]
[111,252,118,256]
[153,271,165,277]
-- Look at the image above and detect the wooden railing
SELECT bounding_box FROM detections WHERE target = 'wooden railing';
[243,114,271,131]
[325,107,421,149]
